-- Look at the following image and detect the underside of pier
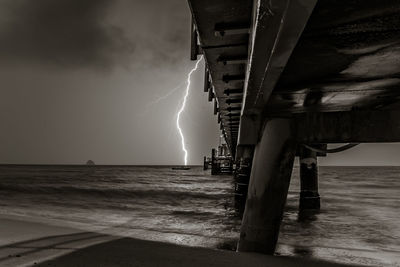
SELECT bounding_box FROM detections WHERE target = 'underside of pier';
[188,0,400,255]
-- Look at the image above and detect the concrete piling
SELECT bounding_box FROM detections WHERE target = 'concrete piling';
[299,147,320,210]
[233,146,254,215]
[208,145,233,175]
[203,156,208,170]
[233,158,252,216]
[238,119,296,254]
[211,148,219,175]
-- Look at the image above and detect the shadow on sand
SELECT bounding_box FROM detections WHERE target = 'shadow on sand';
[0,231,111,266]
[32,235,361,267]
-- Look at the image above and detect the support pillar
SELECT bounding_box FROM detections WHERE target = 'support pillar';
[299,147,320,210]
[234,158,252,215]
[203,156,208,170]
[211,148,220,175]
[234,146,254,216]
[238,119,296,254]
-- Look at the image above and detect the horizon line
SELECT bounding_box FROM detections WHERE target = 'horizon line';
[1,163,400,167]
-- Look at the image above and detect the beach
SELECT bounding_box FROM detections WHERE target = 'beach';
[0,215,360,267]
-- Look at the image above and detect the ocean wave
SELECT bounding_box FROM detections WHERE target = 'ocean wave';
[170,210,216,216]
[0,184,232,201]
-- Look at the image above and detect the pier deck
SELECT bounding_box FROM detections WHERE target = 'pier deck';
[189,0,400,147]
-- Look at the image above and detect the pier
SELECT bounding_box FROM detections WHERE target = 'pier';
[204,144,233,174]
[188,0,400,255]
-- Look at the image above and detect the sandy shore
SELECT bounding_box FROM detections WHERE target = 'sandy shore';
[0,215,360,267]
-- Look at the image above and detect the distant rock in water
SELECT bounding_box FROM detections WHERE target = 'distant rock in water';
[86,160,95,166]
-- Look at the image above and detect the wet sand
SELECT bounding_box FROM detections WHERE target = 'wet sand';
[0,215,360,267]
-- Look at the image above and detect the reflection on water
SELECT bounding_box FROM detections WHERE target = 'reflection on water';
[0,165,399,266]
[277,166,400,267]
[297,209,319,223]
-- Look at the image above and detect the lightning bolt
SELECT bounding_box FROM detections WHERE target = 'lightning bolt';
[136,82,186,119]
[176,56,203,165]
[146,81,185,107]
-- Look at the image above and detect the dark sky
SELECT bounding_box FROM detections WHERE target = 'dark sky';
[0,0,219,165]
[0,0,399,165]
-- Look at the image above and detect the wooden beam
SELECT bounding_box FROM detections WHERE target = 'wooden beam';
[221,112,241,118]
[204,67,210,92]
[295,109,400,143]
[238,0,318,146]
[224,88,243,96]
[190,18,200,60]
[226,98,242,105]
[218,55,248,65]
[214,22,250,37]
[208,88,214,102]
[223,74,245,83]
[227,106,241,112]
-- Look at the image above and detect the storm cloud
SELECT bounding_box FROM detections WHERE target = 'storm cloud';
[0,0,134,70]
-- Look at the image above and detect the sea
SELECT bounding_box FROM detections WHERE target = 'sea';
[0,165,399,266]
